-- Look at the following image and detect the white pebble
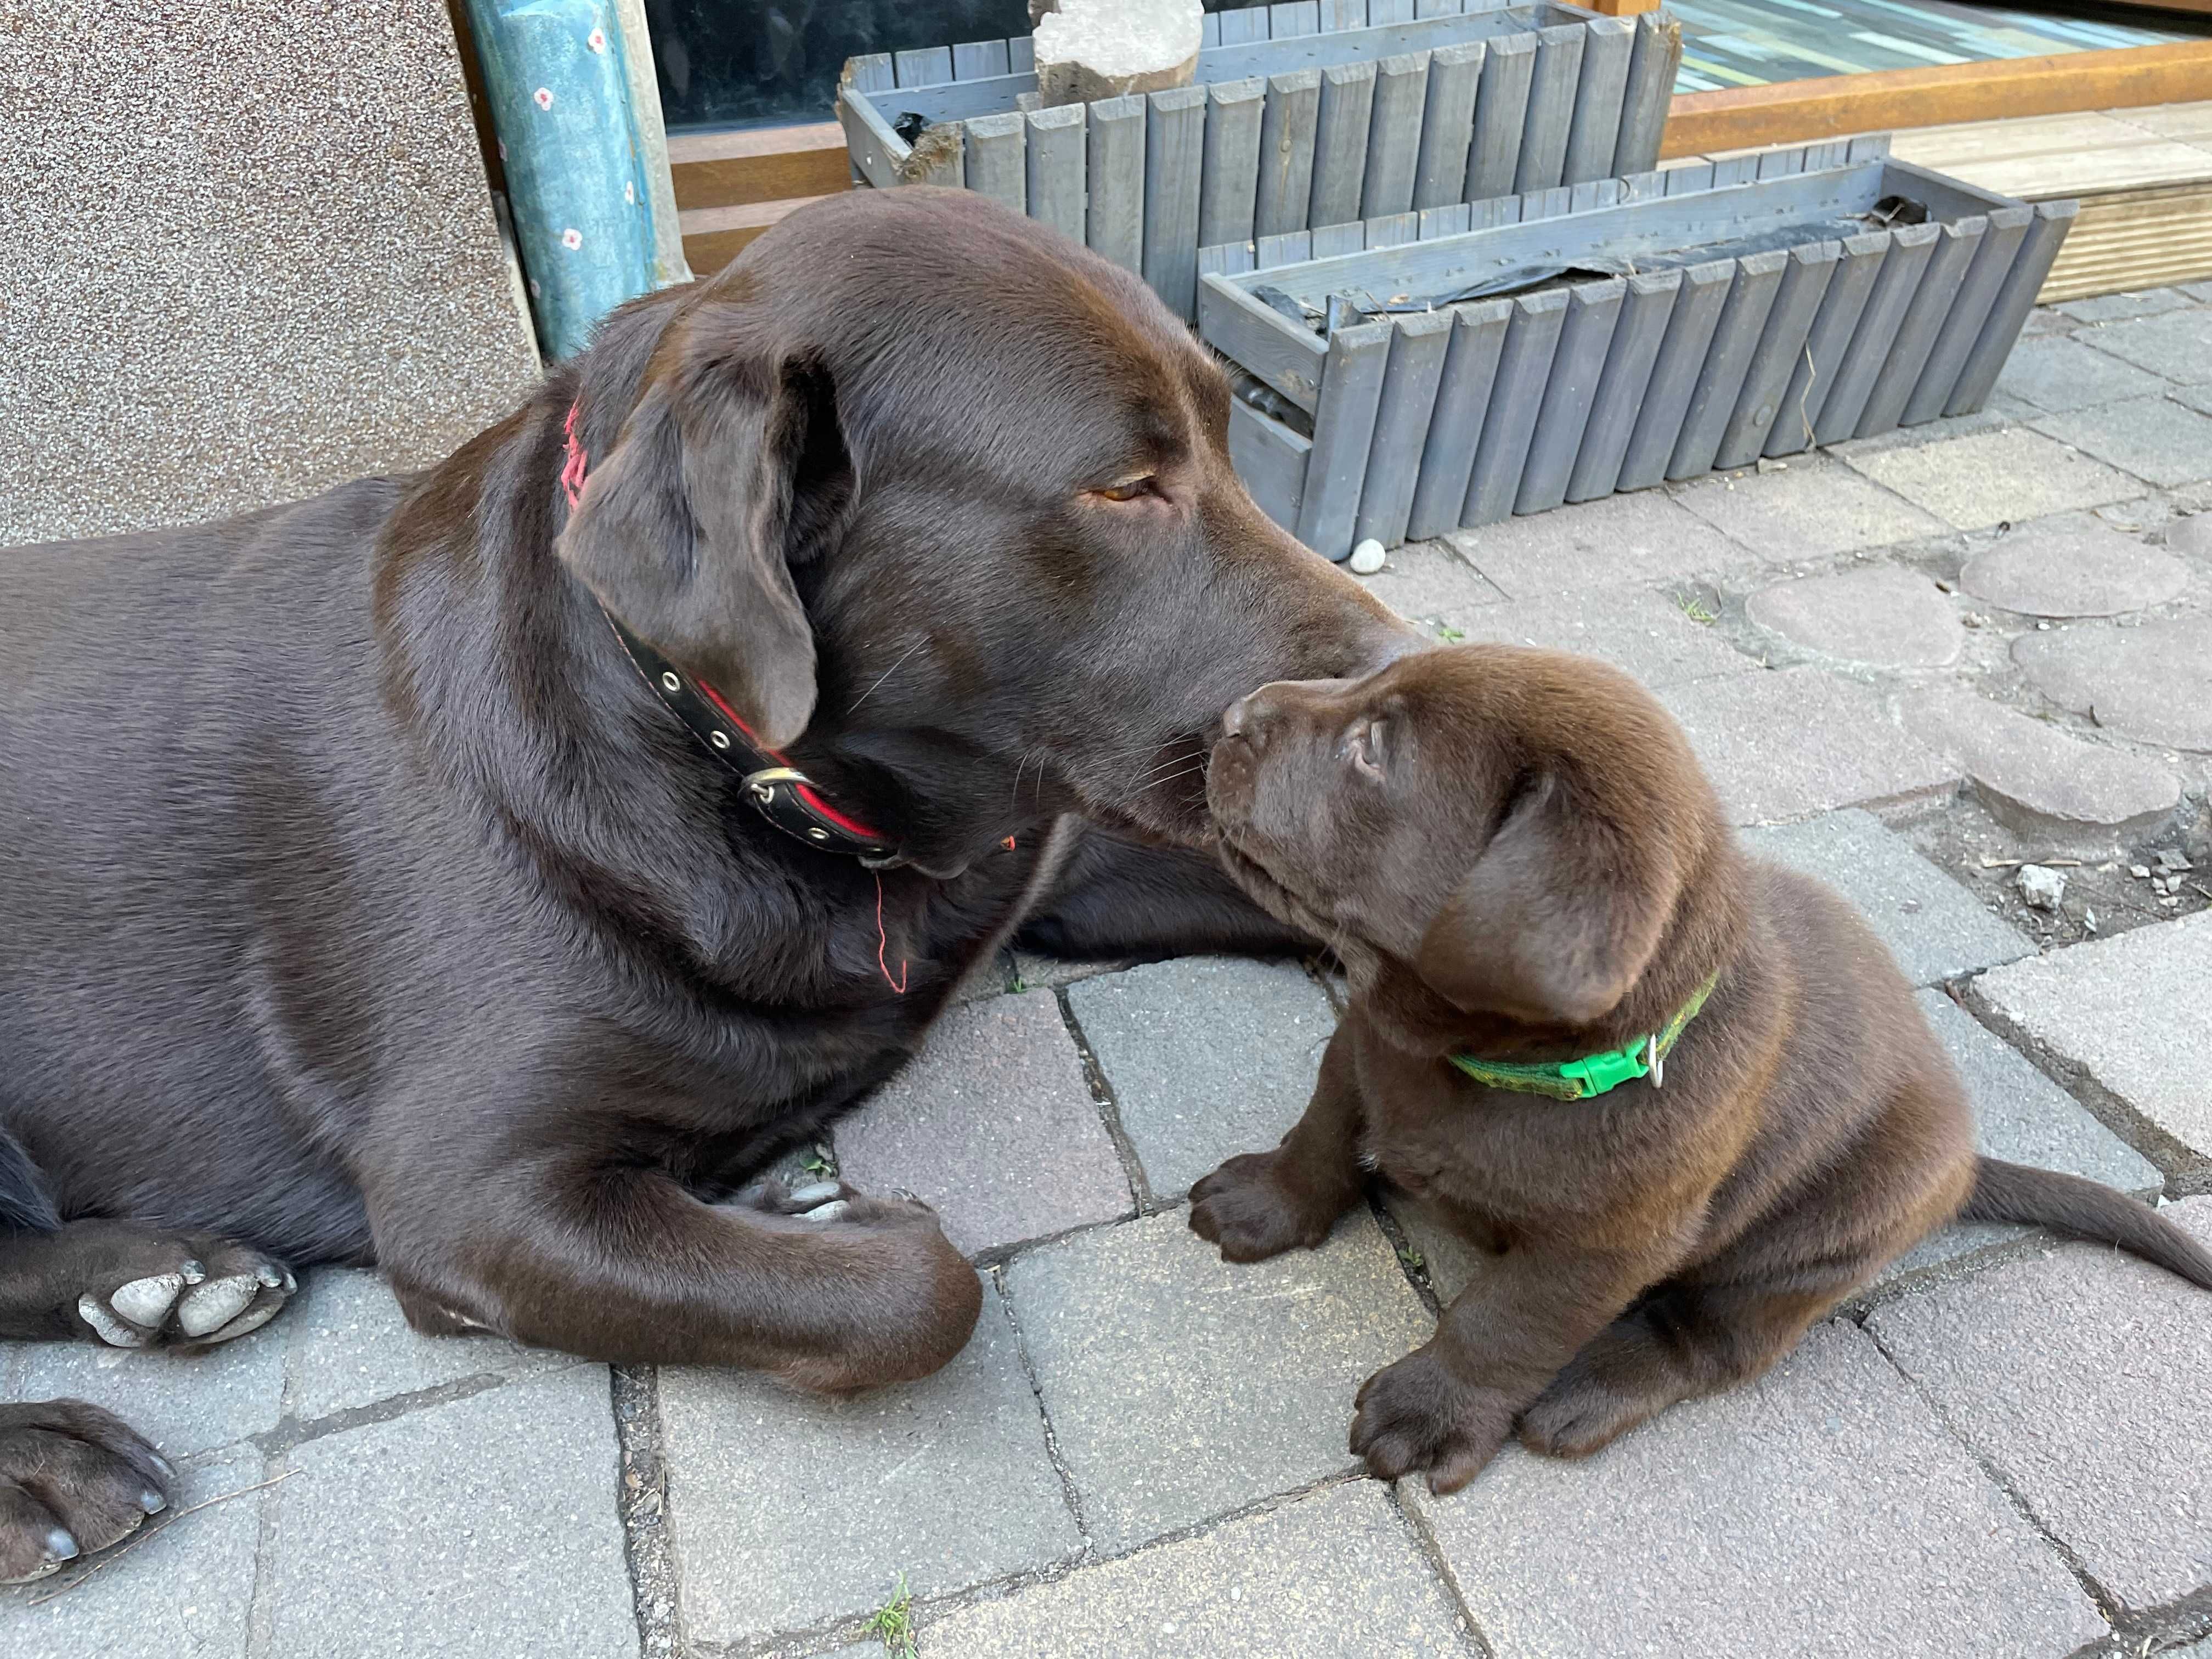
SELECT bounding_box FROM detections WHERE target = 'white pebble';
[1348,539,1386,574]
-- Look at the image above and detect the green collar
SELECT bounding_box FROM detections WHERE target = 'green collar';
[1447,972,1722,1101]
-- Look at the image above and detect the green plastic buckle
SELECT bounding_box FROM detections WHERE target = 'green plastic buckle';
[1555,1041,1651,1097]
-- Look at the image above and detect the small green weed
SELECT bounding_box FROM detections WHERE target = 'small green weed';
[1396,1244,1426,1272]
[1436,624,1467,643]
[1672,593,1718,626]
[866,1575,917,1658]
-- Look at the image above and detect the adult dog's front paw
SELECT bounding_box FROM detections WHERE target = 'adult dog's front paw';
[1189,1151,1340,1263]
[0,1400,172,1584]
[1349,1347,1517,1495]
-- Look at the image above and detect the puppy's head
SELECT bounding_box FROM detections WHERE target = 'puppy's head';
[1206,646,1736,1043]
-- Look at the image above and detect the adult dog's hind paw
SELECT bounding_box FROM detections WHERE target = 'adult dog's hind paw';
[10,1221,297,1350]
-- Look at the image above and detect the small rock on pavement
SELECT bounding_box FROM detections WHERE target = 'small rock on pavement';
[1744,566,1963,667]
[1957,515,2191,617]
[2011,616,2212,751]
[2015,864,2066,909]
[1347,537,1387,574]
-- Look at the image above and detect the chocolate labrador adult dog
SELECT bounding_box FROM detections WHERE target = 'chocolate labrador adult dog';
[1194,644,2212,1494]
[0,188,1406,1580]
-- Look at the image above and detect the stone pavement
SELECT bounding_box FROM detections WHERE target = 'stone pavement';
[7,293,2212,1659]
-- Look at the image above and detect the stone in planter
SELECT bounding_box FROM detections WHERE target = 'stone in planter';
[1035,0,1201,106]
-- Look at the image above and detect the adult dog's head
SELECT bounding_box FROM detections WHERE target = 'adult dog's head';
[554,189,1410,872]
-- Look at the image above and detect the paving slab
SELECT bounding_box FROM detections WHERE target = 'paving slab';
[1003,1208,1430,1553]
[2034,395,2212,489]
[1,1317,287,1461]
[1065,957,1336,1201]
[1841,426,2140,529]
[2074,307,2212,382]
[1670,453,1947,559]
[1972,911,2212,1159]
[1448,488,1756,596]
[1658,669,1959,825]
[919,1481,1468,1658]
[2012,616,2212,752]
[0,1444,263,1659]
[836,992,1131,1256]
[1740,808,2032,986]
[1745,565,1963,667]
[1427,584,1754,689]
[1992,332,2175,413]
[1959,512,2193,616]
[2171,510,2212,560]
[263,1365,635,1659]
[1409,1319,2100,1657]
[2057,289,2196,324]
[1351,539,1508,636]
[660,1278,1078,1641]
[2176,382,2212,420]
[1902,687,2182,853]
[1866,1199,2212,1608]
[284,1267,575,1424]
[1818,405,2019,461]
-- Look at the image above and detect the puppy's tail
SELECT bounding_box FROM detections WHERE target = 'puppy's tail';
[1963,1157,2212,1292]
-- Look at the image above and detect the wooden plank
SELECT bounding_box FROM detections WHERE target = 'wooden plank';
[1229,400,1313,533]
[1255,69,1323,236]
[1407,298,1511,541]
[1712,239,1839,470]
[678,196,828,275]
[1200,78,1268,249]
[1256,229,1316,267]
[1566,268,1681,503]
[847,54,895,95]
[1855,217,1988,439]
[1612,11,1678,176]
[1613,258,1734,493]
[1659,44,2212,161]
[668,123,848,213]
[1666,249,1788,481]
[963,111,1027,213]
[1465,33,1536,202]
[1298,321,1396,557]
[1009,37,1035,75]
[1764,229,1888,458]
[1026,103,1088,247]
[837,88,906,191]
[1221,6,1269,46]
[1419,200,1472,239]
[1355,309,1457,547]
[1366,211,1420,247]
[1321,0,1370,29]
[1197,273,1331,411]
[1308,59,1379,229]
[1512,22,1584,195]
[1462,289,1568,527]
[1370,0,1415,22]
[1204,9,1222,48]
[1561,16,1633,187]
[1946,201,2078,416]
[1087,96,1148,276]
[894,45,953,88]
[1813,222,1940,445]
[1515,276,1626,515]
[1360,50,1432,220]
[1415,0,1457,16]
[1903,205,2027,425]
[2038,183,2212,306]
[1273,1,1322,37]
[1584,0,1661,13]
[1412,41,1483,212]
[1312,221,1366,258]
[952,39,1010,81]
[1144,86,1210,319]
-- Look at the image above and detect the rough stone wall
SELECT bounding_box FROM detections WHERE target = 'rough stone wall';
[1,2,543,548]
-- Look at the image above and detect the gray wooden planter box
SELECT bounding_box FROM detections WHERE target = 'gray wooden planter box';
[838,0,1679,319]
[1197,137,2077,559]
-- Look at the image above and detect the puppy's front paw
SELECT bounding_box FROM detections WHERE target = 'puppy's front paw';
[1349,1347,1516,1495]
[1189,1151,1339,1263]
[0,1400,172,1584]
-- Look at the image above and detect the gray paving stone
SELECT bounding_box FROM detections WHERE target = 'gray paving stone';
[1973,911,2212,1159]
[2182,281,2212,306]
[660,1279,1077,1641]
[1740,808,2032,986]
[1004,1209,1430,1553]
[2056,289,2196,324]
[2171,509,2212,559]
[1745,566,1963,667]
[284,1267,574,1424]
[0,1444,263,1659]
[2012,616,2212,752]
[1431,584,1755,689]
[1065,957,1336,1200]
[920,1481,1468,1658]
[1841,426,2141,529]
[1406,1320,2104,1658]
[263,1365,634,1658]
[1866,1199,2212,1608]
[1385,1190,1484,1303]
[1992,332,2175,413]
[1448,488,1757,596]
[1820,405,2018,460]
[1901,687,2182,853]
[1671,453,1947,558]
[1658,669,1959,826]
[2176,382,2212,420]
[1,1317,287,1460]
[1959,512,2193,616]
[836,992,1131,1256]
[2075,306,2212,382]
[2034,395,2212,489]
[1351,538,1508,636]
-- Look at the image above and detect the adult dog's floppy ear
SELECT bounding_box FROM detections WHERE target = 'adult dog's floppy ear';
[1413,773,1678,1029]
[556,336,852,751]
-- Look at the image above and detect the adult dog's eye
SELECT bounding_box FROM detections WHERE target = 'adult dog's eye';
[1346,719,1387,782]
[1089,475,1158,503]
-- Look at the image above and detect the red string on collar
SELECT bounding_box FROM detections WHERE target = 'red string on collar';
[560,403,589,510]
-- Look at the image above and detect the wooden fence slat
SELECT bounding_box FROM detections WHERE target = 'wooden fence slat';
[1412,41,1483,212]
[1086,95,1147,275]
[951,39,1009,81]
[1764,229,1888,456]
[1256,229,1315,266]
[1026,103,1088,246]
[1814,222,1939,443]
[1143,86,1210,320]
[1369,0,1415,23]
[1944,201,2076,416]
[1566,268,1682,503]
[1272,1,1322,38]
[1355,309,1457,547]
[1321,0,1369,30]
[1367,211,1420,247]
[1713,239,1840,470]
[1854,217,1987,438]
[1221,6,1269,45]
[1512,23,1585,195]
[1009,37,1035,75]
[1203,10,1221,48]
[1229,400,1313,532]
[848,53,894,94]
[1462,289,1569,526]
[1419,200,1472,239]
[1297,321,1396,556]
[1308,59,1379,228]
[1667,249,1788,479]
[1562,16,1633,186]
[1197,273,1330,411]
[1515,276,1626,515]
[1360,50,1432,220]
[1613,258,1734,493]
[894,45,953,88]
[1311,221,1366,258]
[1254,69,1323,236]
[837,87,905,189]
[1612,10,1678,176]
[1465,33,1536,202]
[1199,77,1267,249]
[1407,298,1510,541]
[1903,205,2029,426]
[963,111,1026,213]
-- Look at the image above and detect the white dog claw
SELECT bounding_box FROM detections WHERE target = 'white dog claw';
[78,1295,149,1348]
[109,1273,184,1329]
[799,1199,851,1224]
[786,1181,842,1208]
[201,1300,283,1344]
[176,1275,257,1338]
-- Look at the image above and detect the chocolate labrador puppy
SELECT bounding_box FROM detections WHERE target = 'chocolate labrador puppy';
[0,188,1404,1580]
[1193,644,2212,1494]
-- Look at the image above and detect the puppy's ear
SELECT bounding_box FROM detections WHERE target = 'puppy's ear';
[556,340,851,751]
[1414,774,1677,1028]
